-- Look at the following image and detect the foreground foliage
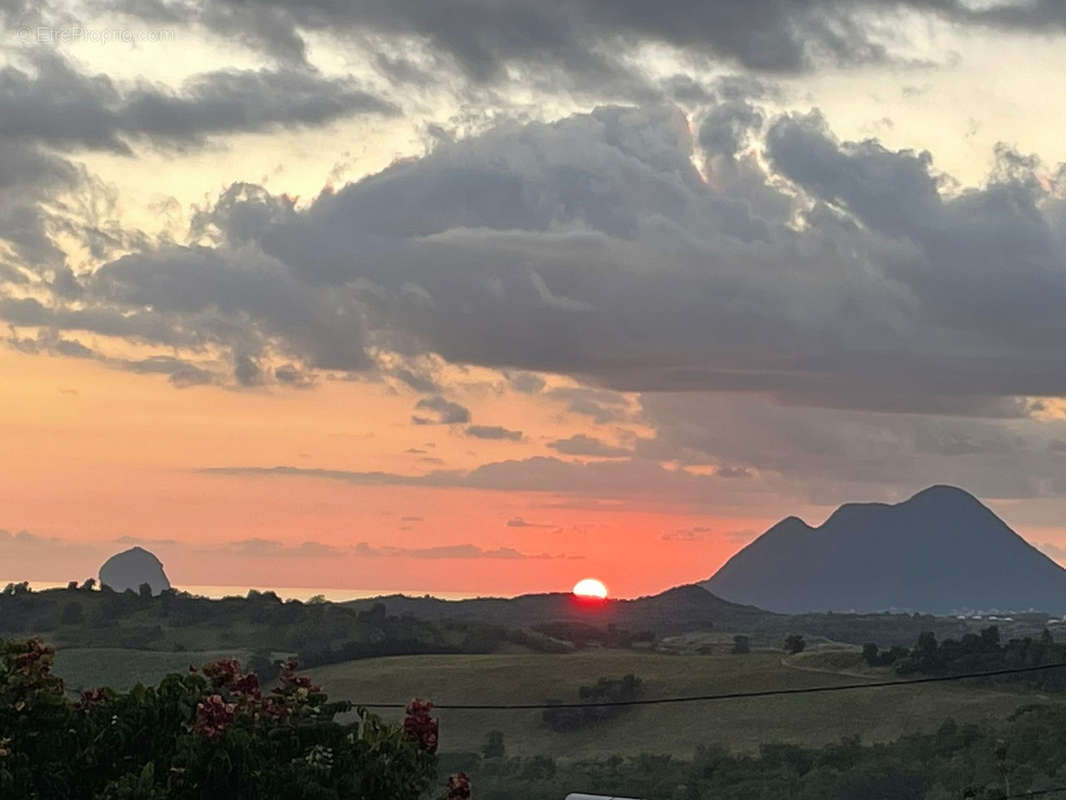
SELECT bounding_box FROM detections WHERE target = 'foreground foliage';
[0,638,451,800]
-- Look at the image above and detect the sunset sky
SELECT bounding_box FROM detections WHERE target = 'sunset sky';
[6,1,1066,597]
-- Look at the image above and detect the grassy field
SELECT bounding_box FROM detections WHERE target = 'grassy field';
[43,643,1066,760]
[52,648,248,692]
[309,646,1063,759]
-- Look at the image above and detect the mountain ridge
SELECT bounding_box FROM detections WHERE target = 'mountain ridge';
[703,485,1066,614]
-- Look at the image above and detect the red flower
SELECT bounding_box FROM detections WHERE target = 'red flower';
[194,694,236,738]
[77,688,106,709]
[202,659,241,688]
[14,639,54,676]
[403,699,439,754]
[232,672,261,699]
[446,772,472,800]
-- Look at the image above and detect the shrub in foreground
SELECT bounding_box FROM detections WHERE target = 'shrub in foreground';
[0,638,461,799]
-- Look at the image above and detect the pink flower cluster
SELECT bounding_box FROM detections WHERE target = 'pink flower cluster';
[446,772,472,800]
[203,659,261,699]
[4,639,64,710]
[189,658,327,737]
[77,688,107,709]
[14,639,54,677]
[193,694,237,738]
[403,699,439,754]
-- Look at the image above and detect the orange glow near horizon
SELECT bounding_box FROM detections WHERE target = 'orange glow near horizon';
[0,347,786,598]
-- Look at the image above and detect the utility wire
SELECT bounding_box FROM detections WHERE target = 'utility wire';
[353,661,1066,710]
[999,786,1066,799]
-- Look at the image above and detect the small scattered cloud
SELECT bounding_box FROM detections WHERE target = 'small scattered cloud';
[234,355,262,387]
[220,538,344,558]
[393,367,438,393]
[506,516,555,529]
[509,372,545,394]
[411,395,470,425]
[714,466,752,479]
[354,542,566,560]
[467,425,522,441]
[548,434,631,458]
[662,526,711,542]
[275,363,315,389]
[724,528,759,543]
[114,535,179,547]
[547,388,631,424]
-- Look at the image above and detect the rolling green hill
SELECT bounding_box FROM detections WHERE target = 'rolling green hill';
[308,647,1058,760]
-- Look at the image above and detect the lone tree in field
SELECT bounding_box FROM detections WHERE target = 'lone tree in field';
[784,634,806,654]
[482,729,506,758]
[732,635,751,654]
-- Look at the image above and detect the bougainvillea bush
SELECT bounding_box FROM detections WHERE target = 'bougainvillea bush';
[0,638,460,799]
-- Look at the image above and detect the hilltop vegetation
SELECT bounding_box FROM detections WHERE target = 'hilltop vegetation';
[863,625,1066,691]
[4,580,1059,685]
[0,582,504,664]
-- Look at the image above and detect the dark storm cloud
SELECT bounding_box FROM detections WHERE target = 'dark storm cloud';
[0,51,395,154]
[108,0,952,84]
[96,0,1066,101]
[12,99,1066,408]
[466,425,522,441]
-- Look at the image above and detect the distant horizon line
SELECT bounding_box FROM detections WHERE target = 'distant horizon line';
[0,579,498,603]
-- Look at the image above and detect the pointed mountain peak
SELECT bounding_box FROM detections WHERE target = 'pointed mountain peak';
[760,515,813,538]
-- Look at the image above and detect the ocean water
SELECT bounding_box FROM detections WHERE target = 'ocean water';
[0,580,480,602]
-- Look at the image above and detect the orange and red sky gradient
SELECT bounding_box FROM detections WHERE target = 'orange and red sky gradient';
[6,1,1066,596]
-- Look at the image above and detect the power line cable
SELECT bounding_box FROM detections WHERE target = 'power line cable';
[997,785,1066,799]
[353,661,1066,710]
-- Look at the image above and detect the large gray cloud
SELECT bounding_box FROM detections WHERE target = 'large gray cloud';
[102,0,1066,89]
[10,100,1066,410]
[636,392,1066,504]
[0,51,396,154]
[0,140,81,275]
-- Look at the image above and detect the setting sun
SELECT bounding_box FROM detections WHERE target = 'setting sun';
[572,578,608,599]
